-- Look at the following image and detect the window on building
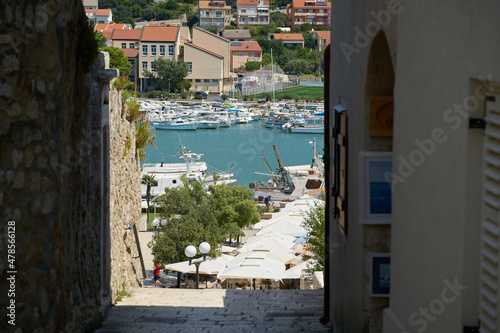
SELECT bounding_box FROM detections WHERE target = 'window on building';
[121,43,126,48]
[142,62,147,71]
[250,53,254,58]
[204,79,210,83]
[298,9,302,13]
[142,45,147,56]
[241,9,246,13]
[319,9,324,13]
[205,10,209,16]
[238,62,244,67]
[160,45,165,56]
[168,45,174,56]
[195,79,201,82]
[151,62,155,71]
[238,52,244,57]
[212,79,218,83]
[151,45,156,56]
[216,11,222,17]
[309,9,313,13]
[130,43,134,48]
[187,62,192,73]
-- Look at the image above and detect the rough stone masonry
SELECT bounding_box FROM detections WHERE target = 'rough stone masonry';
[0,1,143,331]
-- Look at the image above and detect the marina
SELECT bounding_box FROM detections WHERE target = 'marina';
[143,101,325,188]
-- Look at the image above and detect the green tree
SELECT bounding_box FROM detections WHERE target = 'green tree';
[245,61,261,71]
[270,11,287,27]
[94,31,108,49]
[175,79,192,92]
[302,201,325,271]
[284,59,309,74]
[121,17,136,28]
[149,176,259,265]
[103,46,132,77]
[303,33,315,49]
[143,58,189,91]
[142,174,157,224]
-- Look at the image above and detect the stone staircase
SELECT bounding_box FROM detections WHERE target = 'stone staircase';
[96,288,331,332]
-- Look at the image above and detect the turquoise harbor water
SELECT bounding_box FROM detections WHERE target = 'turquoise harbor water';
[145,120,325,187]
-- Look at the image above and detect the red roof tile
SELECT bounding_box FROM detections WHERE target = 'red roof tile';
[85,9,112,16]
[270,33,304,41]
[140,26,179,42]
[292,0,331,8]
[112,29,142,40]
[121,48,139,58]
[230,41,262,52]
[199,1,231,10]
[315,31,330,38]
[237,0,269,6]
[98,30,113,40]
[185,42,223,59]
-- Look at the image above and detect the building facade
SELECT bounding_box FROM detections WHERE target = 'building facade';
[192,26,231,81]
[236,0,270,29]
[229,41,262,71]
[82,0,98,10]
[198,0,232,28]
[137,26,181,91]
[85,8,113,24]
[287,0,330,31]
[312,30,330,52]
[184,43,225,93]
[326,0,500,332]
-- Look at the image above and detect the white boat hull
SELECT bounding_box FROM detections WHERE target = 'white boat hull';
[290,126,324,134]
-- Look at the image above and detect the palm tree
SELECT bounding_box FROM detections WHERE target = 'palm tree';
[141,174,156,227]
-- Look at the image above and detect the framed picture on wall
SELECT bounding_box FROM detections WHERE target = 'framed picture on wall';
[370,252,391,297]
[359,152,392,224]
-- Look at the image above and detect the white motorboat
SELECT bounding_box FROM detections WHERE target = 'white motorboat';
[141,146,236,199]
[290,114,324,134]
[154,118,198,130]
[198,118,220,129]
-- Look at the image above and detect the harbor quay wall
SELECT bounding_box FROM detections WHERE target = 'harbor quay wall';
[0,1,142,331]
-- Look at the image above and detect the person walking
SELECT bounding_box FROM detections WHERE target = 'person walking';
[153,263,162,288]
[212,279,223,289]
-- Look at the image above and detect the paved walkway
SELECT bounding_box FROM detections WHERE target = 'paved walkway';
[97,288,330,333]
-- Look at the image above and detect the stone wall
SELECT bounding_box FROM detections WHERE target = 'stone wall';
[0,1,143,331]
[108,64,144,301]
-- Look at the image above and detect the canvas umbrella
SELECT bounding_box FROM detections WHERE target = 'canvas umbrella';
[282,259,317,279]
[238,245,297,263]
[217,259,285,281]
[293,236,310,244]
[164,256,230,275]
[256,219,307,237]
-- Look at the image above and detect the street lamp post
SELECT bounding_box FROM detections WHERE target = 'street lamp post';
[184,242,211,289]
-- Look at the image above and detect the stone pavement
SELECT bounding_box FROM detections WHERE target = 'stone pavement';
[96,288,331,333]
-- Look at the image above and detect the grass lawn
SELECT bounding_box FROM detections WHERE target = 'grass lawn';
[254,85,324,100]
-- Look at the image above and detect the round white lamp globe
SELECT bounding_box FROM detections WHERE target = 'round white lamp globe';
[199,242,211,254]
[152,219,159,226]
[161,219,167,226]
[184,245,197,258]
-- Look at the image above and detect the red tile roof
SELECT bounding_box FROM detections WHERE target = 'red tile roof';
[237,0,269,6]
[98,30,113,40]
[140,26,179,42]
[199,1,231,10]
[112,29,142,40]
[121,48,139,58]
[292,0,331,8]
[230,41,262,52]
[185,42,223,59]
[85,9,112,16]
[315,31,330,38]
[270,33,304,41]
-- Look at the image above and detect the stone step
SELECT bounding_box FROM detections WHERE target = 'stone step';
[97,288,330,333]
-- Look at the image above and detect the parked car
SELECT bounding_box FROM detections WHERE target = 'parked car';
[195,91,208,99]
